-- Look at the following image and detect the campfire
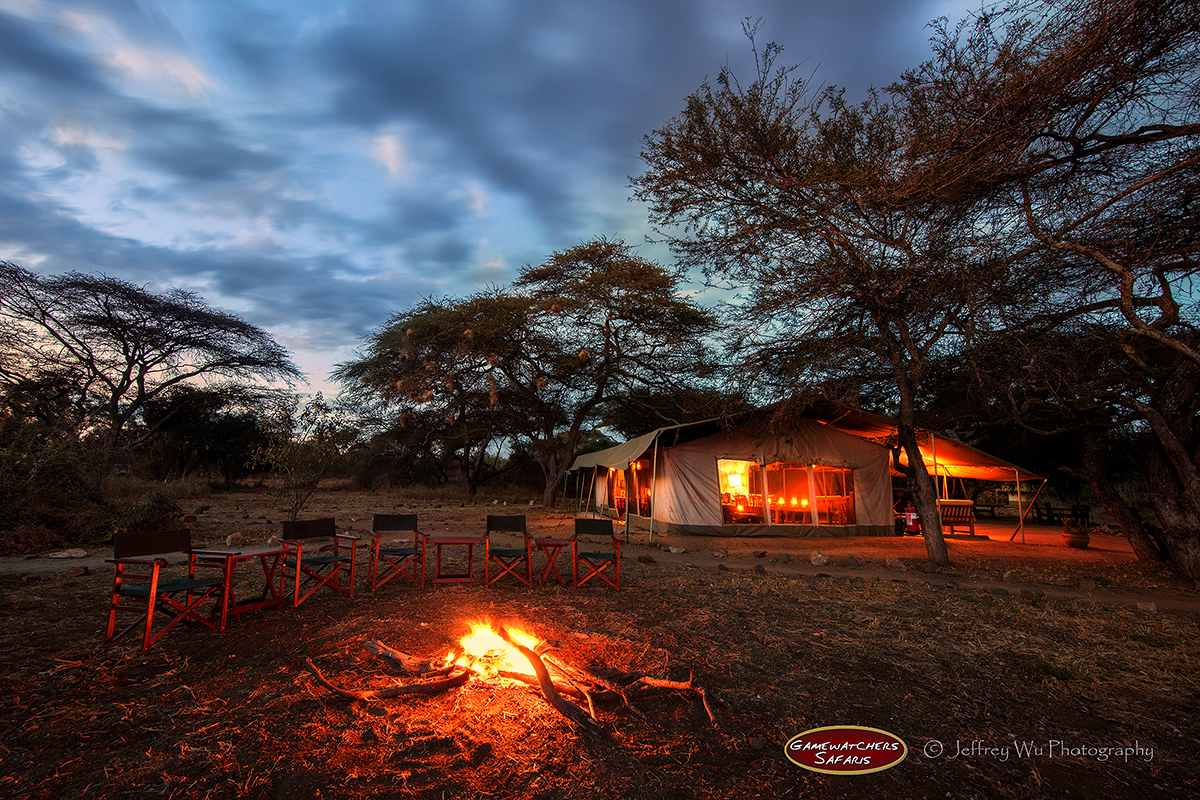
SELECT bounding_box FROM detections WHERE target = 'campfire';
[303,618,719,737]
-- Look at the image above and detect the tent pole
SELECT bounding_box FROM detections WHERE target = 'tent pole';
[1013,469,1023,543]
[647,437,659,545]
[1011,478,1046,542]
[760,462,772,527]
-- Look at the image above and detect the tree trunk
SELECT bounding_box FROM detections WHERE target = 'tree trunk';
[1141,368,1200,580]
[1077,431,1167,564]
[893,372,950,565]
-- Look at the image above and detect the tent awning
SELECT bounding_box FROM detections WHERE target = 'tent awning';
[568,429,662,472]
[804,403,1042,481]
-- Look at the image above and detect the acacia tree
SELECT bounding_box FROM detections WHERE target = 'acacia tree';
[0,263,302,472]
[337,238,717,506]
[891,0,1200,576]
[634,33,1006,565]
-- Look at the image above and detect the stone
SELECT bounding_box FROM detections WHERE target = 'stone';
[809,552,828,566]
[753,564,766,575]
[1136,601,1157,613]
[885,558,907,573]
[67,565,90,578]
[668,546,686,554]
[753,551,767,559]
[637,554,656,565]
[712,549,728,558]
[777,553,791,564]
[717,563,729,572]
[843,555,860,569]
[48,549,87,559]
[226,532,248,547]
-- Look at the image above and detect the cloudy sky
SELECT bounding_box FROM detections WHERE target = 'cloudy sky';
[1,0,971,392]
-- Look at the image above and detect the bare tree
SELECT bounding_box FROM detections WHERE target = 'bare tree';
[337,238,717,506]
[0,263,302,473]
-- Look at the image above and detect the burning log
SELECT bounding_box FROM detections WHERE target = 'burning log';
[494,624,603,737]
[301,619,721,733]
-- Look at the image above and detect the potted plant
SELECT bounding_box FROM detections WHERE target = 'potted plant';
[1062,519,1091,549]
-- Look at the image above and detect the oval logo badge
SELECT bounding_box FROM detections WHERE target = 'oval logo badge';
[785,726,908,774]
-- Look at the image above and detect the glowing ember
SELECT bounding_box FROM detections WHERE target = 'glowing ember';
[454,622,540,677]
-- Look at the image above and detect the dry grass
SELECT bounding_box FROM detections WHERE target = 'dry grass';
[0,488,1196,799]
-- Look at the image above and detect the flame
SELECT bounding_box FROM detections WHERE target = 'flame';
[454,621,540,677]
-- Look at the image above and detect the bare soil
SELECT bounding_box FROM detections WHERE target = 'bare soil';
[1,485,1197,799]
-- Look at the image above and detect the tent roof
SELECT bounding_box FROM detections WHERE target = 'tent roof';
[802,402,1042,481]
[569,404,1041,482]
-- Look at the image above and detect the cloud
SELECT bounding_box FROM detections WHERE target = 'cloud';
[371,132,407,179]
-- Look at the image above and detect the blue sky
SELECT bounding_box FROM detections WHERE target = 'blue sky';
[0,0,971,393]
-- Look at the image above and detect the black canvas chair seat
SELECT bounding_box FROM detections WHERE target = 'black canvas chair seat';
[369,514,427,590]
[485,515,533,587]
[281,518,359,606]
[571,518,621,590]
[105,528,228,654]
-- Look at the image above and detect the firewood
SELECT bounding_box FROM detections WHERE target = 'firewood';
[495,626,603,737]
[303,659,471,700]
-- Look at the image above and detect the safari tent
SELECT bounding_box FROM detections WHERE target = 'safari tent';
[568,407,1041,538]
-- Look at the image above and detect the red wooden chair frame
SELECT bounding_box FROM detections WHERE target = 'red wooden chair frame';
[105,528,229,654]
[281,518,358,607]
[484,515,533,587]
[369,514,428,590]
[571,517,622,590]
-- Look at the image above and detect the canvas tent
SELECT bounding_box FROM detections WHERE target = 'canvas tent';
[569,406,1042,539]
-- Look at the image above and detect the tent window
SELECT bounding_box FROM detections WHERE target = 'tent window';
[814,466,856,524]
[717,459,763,524]
[629,459,652,517]
[606,468,627,515]
[764,463,813,524]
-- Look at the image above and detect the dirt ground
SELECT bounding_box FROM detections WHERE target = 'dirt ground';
[1,485,1198,799]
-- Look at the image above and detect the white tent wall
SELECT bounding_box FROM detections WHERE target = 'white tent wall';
[615,421,893,537]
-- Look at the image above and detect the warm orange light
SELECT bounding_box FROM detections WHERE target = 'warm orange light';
[801,498,809,507]
[790,497,797,507]
[455,622,539,677]
[736,504,745,512]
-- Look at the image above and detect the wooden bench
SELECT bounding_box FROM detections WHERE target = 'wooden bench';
[937,499,976,536]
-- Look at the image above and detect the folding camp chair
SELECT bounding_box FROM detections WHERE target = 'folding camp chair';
[572,517,621,589]
[105,528,229,654]
[484,515,533,587]
[281,518,358,607]
[369,514,428,590]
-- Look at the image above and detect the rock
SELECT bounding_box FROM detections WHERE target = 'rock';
[492,500,500,505]
[1003,570,1015,581]
[989,586,1009,596]
[777,553,790,564]
[529,500,536,506]
[712,549,728,558]
[1137,601,1158,613]
[67,565,90,578]
[753,564,766,575]
[226,532,248,547]
[48,548,88,559]
[717,563,729,572]
[668,546,686,554]
[885,558,907,573]
[843,555,860,569]
[809,552,828,566]
[21,554,40,561]
[194,505,210,515]
[921,561,939,574]
[753,551,768,559]
[637,554,656,565]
